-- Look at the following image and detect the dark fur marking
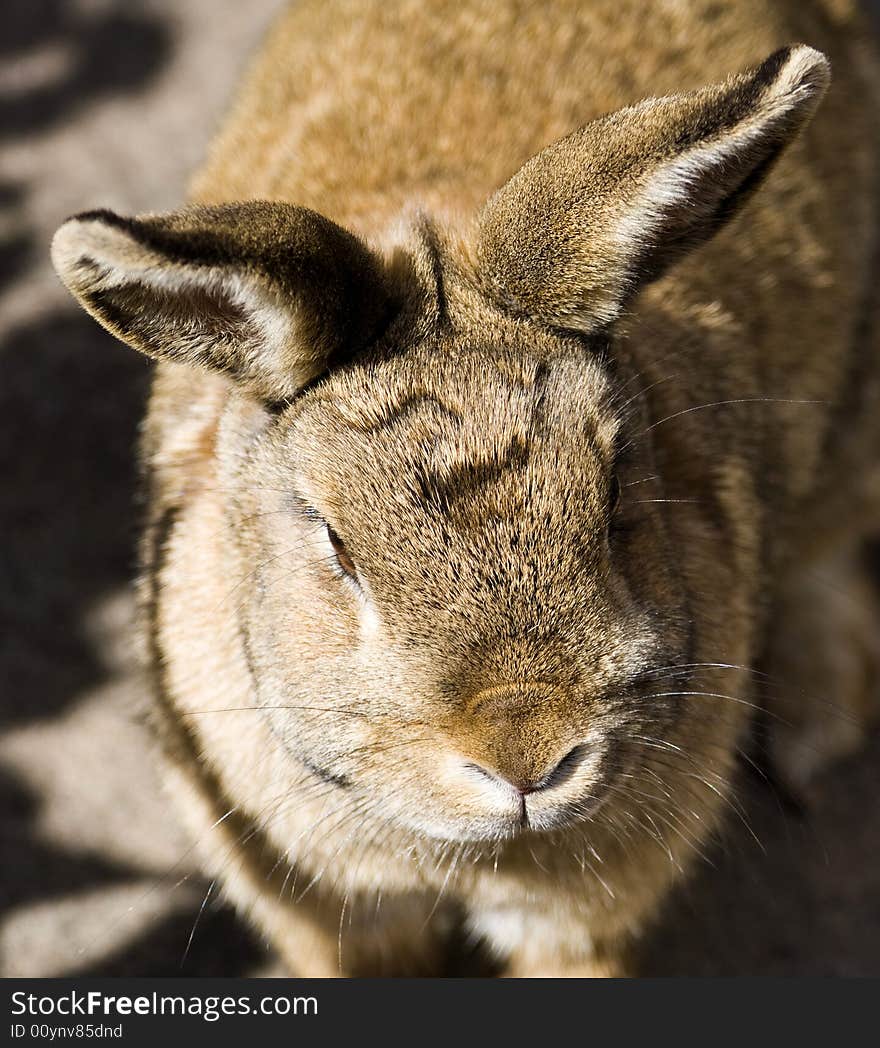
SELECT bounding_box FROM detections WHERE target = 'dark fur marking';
[414,434,530,507]
[416,216,449,333]
[361,392,463,434]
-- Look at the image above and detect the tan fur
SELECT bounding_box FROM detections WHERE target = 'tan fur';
[51,0,880,976]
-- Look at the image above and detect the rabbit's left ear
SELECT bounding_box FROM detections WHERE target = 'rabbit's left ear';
[473,45,830,333]
[51,202,392,401]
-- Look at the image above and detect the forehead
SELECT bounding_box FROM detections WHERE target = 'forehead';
[284,344,618,522]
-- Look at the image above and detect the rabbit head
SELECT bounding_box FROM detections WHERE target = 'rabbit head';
[51,46,828,844]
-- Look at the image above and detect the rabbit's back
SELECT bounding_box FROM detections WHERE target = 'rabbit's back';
[193,0,877,235]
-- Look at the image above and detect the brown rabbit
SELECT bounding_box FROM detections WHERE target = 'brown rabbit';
[51,0,880,976]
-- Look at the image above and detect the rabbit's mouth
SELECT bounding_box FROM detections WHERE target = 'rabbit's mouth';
[513,738,620,836]
[517,779,613,836]
[399,733,618,843]
[466,741,614,835]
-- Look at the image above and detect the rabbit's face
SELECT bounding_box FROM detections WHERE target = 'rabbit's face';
[51,45,829,844]
[229,336,691,843]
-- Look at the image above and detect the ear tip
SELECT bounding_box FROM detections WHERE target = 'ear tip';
[786,43,831,87]
[50,217,88,286]
[763,44,831,100]
[51,208,136,283]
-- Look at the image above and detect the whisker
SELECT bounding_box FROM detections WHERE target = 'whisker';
[635,396,827,439]
[180,879,215,968]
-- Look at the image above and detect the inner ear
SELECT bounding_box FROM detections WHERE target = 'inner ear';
[88,272,258,361]
[628,141,785,290]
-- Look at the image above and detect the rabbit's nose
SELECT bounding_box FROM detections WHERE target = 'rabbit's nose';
[468,744,588,795]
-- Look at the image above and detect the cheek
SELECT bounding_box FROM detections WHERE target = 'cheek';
[251,566,414,716]
[369,750,522,842]
[250,520,350,630]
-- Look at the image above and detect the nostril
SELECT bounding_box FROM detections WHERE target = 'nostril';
[464,761,502,785]
[465,761,532,794]
[536,744,589,792]
[464,744,589,796]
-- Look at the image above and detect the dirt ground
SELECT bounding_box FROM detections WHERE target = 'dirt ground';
[1,0,878,977]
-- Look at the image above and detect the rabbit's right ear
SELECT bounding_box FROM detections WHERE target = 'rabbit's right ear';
[473,45,830,333]
[51,202,391,402]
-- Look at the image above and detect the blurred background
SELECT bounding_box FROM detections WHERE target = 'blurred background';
[1,0,878,976]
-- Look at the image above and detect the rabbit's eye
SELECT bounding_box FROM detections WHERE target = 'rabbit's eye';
[326,524,358,581]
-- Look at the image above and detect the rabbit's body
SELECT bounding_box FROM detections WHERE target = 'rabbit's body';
[53,0,880,975]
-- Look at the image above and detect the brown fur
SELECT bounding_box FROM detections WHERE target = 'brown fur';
[51,0,880,976]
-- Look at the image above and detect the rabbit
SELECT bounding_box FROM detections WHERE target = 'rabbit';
[50,0,880,976]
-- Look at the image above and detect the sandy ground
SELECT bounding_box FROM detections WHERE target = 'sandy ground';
[0,0,877,977]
